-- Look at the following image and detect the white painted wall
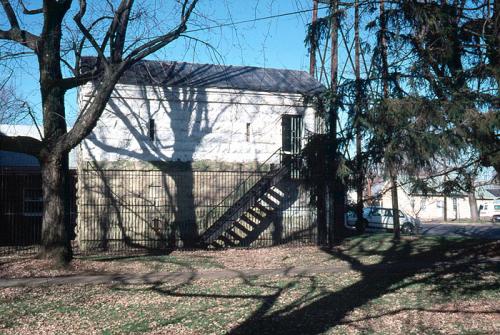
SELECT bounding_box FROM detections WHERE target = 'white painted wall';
[78,83,317,165]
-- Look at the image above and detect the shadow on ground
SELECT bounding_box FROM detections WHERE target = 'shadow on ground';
[113,234,499,334]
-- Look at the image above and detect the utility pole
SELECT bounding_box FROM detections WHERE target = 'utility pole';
[310,0,319,76]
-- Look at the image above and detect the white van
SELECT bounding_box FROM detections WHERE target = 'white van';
[346,206,422,234]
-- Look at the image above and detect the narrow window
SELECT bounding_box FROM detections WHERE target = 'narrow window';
[148,118,155,141]
[246,123,251,142]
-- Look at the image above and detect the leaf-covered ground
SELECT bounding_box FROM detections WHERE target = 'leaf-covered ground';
[0,235,499,334]
[0,245,349,279]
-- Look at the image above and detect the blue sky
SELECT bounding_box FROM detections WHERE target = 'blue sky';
[3,0,333,126]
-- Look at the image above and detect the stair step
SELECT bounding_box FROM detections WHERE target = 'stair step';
[247,208,266,221]
[211,240,224,249]
[200,163,290,246]
[242,211,262,223]
[266,188,284,200]
[226,229,244,241]
[232,222,251,235]
[260,195,280,208]
[219,235,236,247]
[254,202,273,213]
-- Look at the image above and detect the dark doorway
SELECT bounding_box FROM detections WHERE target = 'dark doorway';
[282,115,303,179]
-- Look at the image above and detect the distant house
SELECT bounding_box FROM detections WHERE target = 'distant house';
[364,179,500,221]
[77,58,324,250]
[0,125,77,247]
[1,125,43,169]
[476,186,500,218]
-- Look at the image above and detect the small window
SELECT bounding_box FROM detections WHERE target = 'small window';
[148,118,155,141]
[246,123,251,142]
[23,188,43,216]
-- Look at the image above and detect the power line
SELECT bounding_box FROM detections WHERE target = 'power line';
[1,4,340,63]
[125,5,333,48]
[1,5,334,60]
[184,6,331,34]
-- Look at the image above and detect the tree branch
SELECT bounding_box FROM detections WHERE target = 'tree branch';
[110,0,134,62]
[60,0,200,152]
[0,0,39,51]
[0,133,43,157]
[73,0,109,66]
[59,65,125,151]
[0,28,39,51]
[19,0,43,15]
[1,0,19,28]
[59,67,103,90]
[125,0,199,62]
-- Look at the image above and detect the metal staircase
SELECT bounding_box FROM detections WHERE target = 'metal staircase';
[199,149,294,248]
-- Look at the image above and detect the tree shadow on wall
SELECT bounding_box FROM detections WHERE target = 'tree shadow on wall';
[83,85,221,249]
[82,62,269,250]
[79,63,310,251]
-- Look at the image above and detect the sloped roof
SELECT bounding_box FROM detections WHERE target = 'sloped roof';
[486,188,500,198]
[81,57,325,95]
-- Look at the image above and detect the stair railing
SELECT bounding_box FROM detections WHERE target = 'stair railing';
[201,148,284,233]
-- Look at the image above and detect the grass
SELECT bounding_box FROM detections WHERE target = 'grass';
[0,234,499,335]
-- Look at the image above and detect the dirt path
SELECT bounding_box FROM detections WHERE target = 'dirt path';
[1,258,498,288]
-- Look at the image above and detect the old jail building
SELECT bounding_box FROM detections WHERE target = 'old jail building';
[76,58,325,251]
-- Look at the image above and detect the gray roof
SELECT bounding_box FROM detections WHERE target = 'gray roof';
[486,188,500,198]
[81,57,325,95]
[0,151,40,167]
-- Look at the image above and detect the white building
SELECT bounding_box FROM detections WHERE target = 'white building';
[369,182,500,222]
[76,58,324,250]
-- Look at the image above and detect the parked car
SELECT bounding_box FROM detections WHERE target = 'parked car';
[492,214,500,223]
[345,206,422,235]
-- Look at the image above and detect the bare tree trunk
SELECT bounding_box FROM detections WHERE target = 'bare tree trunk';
[0,0,200,264]
[354,0,364,232]
[39,154,72,264]
[468,191,479,222]
[443,195,448,222]
[36,1,73,264]
[390,169,400,240]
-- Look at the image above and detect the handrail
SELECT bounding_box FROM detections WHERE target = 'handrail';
[202,148,283,231]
